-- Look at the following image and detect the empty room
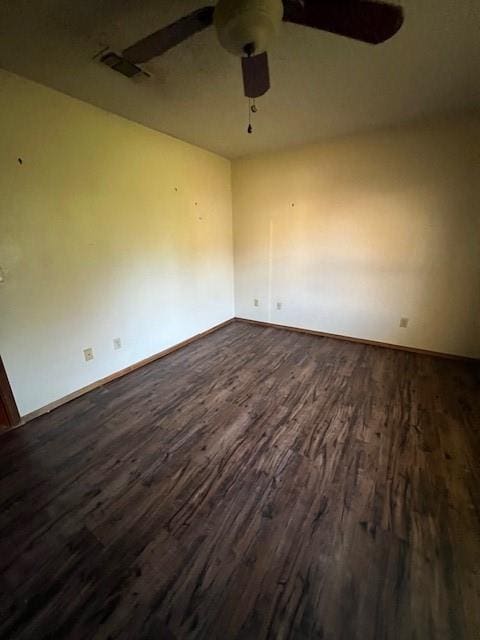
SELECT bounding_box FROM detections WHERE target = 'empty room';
[0,1,479,638]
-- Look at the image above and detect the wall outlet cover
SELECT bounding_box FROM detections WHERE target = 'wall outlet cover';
[113,337,122,350]
[83,347,94,361]
[400,317,409,328]
[254,298,259,307]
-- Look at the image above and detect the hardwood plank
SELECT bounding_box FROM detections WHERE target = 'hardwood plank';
[15,318,235,429]
[235,317,479,362]
[0,321,478,639]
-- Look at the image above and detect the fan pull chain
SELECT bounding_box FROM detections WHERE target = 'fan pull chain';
[247,98,257,134]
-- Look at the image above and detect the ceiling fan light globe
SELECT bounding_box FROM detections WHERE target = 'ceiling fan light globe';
[214,0,283,57]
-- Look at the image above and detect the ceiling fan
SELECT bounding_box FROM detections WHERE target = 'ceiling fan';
[101,0,404,99]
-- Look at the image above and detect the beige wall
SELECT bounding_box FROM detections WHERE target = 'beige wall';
[1,70,478,420]
[0,70,234,416]
[233,115,480,358]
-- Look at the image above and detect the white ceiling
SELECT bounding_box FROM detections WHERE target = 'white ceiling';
[0,0,478,158]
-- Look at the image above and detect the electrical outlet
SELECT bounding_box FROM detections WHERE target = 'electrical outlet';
[254,298,259,307]
[113,337,122,350]
[276,302,282,310]
[83,347,94,362]
[399,317,409,329]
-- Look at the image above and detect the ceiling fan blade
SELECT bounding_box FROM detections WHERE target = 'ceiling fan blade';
[123,6,215,64]
[242,52,271,98]
[282,0,404,44]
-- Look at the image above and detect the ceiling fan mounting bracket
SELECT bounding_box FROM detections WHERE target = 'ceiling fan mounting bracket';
[214,0,284,57]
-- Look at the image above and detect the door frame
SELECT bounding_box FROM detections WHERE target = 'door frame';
[0,357,20,428]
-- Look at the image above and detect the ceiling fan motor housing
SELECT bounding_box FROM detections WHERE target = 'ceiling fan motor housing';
[214,0,283,57]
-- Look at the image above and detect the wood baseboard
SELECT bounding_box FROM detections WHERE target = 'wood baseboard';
[234,317,478,363]
[15,318,235,430]
[4,314,476,436]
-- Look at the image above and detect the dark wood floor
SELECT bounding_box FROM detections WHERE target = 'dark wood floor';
[1,321,479,640]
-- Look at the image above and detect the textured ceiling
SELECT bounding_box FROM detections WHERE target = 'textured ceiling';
[0,0,478,158]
